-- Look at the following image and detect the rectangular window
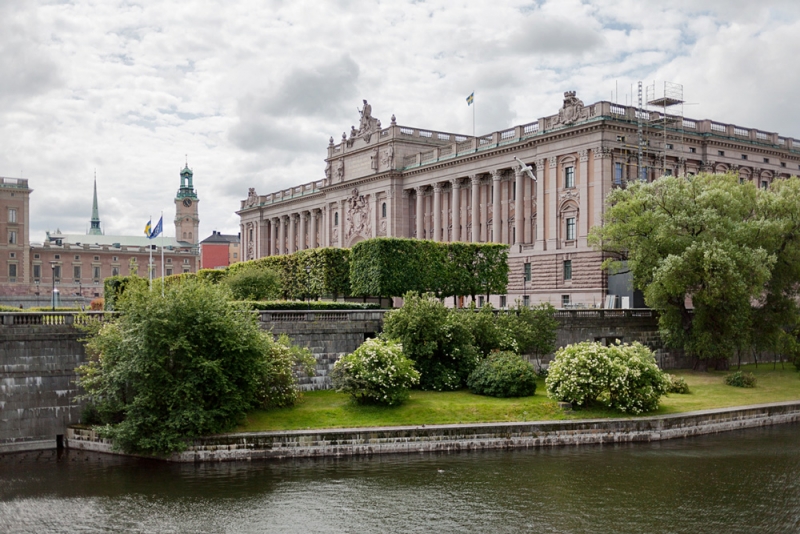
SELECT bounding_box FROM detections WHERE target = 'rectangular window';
[9,252,15,258]
[689,147,697,153]
[500,296,507,308]
[9,264,17,279]
[8,231,16,244]
[166,267,173,276]
[111,267,119,276]
[167,258,172,263]
[74,255,80,261]
[233,253,238,259]
[73,266,81,279]
[764,158,770,164]
[112,256,118,262]
[564,166,575,188]
[524,262,531,282]
[616,135,626,142]
[666,143,673,150]
[183,268,190,274]
[563,260,572,280]
[94,256,100,261]
[665,169,673,176]
[640,167,647,182]
[781,162,787,168]
[93,266,101,280]
[183,258,189,264]
[8,209,16,223]
[741,154,748,160]
[522,295,530,307]
[761,181,769,190]
[53,265,61,280]
[561,295,571,308]
[54,254,60,260]
[33,264,41,279]
[614,162,623,185]
[566,218,576,241]
[717,150,725,156]
[478,296,484,308]
[34,254,40,259]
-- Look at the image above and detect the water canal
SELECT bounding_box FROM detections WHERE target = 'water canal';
[1,423,799,533]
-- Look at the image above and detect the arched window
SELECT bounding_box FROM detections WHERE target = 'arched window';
[183,232,187,239]
[381,202,387,218]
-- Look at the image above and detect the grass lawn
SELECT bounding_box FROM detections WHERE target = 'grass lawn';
[238,363,800,433]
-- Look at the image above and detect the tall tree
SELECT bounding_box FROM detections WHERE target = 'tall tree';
[589,173,793,366]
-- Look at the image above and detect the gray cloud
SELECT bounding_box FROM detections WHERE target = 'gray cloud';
[507,16,605,56]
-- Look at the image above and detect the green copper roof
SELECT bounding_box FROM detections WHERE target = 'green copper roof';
[89,176,102,235]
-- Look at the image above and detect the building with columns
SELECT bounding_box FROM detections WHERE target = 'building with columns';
[238,92,800,308]
[0,166,200,307]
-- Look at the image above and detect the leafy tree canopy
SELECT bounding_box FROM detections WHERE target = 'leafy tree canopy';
[590,173,800,363]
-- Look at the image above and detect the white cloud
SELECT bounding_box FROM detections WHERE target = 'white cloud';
[0,0,798,242]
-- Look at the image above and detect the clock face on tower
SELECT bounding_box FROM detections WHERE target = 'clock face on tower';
[183,198,193,208]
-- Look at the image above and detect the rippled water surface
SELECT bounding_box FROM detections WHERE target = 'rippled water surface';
[2,423,799,533]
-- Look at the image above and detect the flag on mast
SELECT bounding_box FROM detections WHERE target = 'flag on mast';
[466,92,474,105]
[148,217,163,239]
[144,219,152,237]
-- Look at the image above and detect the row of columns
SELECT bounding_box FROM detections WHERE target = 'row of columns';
[270,209,322,255]
[413,167,534,245]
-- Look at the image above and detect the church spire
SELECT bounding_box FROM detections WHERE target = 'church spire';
[89,172,102,235]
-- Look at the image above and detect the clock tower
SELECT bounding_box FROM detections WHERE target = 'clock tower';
[175,163,199,244]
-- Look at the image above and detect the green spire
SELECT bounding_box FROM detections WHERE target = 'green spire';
[89,173,102,235]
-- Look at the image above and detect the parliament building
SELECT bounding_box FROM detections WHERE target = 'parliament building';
[237,91,800,308]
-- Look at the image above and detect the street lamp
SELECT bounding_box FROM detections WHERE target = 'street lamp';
[49,261,57,311]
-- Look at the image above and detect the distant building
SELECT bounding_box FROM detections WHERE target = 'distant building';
[0,165,201,307]
[200,231,240,269]
[238,91,800,308]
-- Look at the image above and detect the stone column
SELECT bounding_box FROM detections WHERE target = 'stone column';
[433,183,442,242]
[339,199,346,248]
[310,209,318,249]
[322,206,329,247]
[536,159,545,250]
[578,149,589,246]
[278,215,286,255]
[492,170,502,243]
[288,214,296,254]
[299,211,307,250]
[514,169,524,245]
[470,175,480,242]
[415,186,424,239]
[450,178,461,242]
[547,157,557,250]
[386,188,394,237]
[373,194,380,238]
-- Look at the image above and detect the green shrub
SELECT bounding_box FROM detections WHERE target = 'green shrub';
[77,278,311,455]
[103,275,147,310]
[224,264,281,301]
[234,300,379,311]
[382,292,478,391]
[256,334,315,409]
[458,303,501,357]
[467,351,537,398]
[0,305,21,312]
[546,341,669,414]
[330,338,420,406]
[665,373,690,394]
[496,303,558,358]
[724,370,757,388]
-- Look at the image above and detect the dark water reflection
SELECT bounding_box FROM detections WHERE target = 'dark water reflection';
[1,423,799,533]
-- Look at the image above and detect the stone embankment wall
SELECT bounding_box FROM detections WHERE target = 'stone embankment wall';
[66,401,800,462]
[0,313,99,453]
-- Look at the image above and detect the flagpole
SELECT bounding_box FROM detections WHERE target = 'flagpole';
[148,214,153,290]
[473,90,475,138]
[160,210,165,297]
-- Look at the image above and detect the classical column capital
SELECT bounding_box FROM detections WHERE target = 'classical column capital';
[491,170,502,181]
[450,178,462,189]
[549,156,557,168]
[433,183,443,194]
[415,185,426,195]
[536,158,545,169]
[470,174,481,186]
[579,149,589,162]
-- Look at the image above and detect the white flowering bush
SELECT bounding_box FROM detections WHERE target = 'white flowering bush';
[546,341,669,414]
[331,338,420,406]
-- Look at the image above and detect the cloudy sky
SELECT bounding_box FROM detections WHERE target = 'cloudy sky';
[2,0,798,242]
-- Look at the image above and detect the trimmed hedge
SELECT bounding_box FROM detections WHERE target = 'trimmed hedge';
[350,238,509,299]
[234,300,380,311]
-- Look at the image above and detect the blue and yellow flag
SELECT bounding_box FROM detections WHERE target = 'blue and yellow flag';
[144,219,152,237]
[148,217,162,239]
[466,92,474,105]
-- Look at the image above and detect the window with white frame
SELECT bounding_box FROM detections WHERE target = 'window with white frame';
[566,217,576,241]
[565,166,575,188]
[8,209,16,223]
[561,294,570,307]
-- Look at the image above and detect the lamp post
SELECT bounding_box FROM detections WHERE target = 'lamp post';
[50,261,57,311]
[305,265,311,310]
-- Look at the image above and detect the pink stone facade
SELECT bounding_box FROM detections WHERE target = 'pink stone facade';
[238,93,800,307]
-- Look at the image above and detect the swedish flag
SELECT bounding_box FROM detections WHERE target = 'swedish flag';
[466,92,474,105]
[144,219,152,237]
